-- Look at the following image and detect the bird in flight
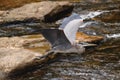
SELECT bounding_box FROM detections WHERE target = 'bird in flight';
[40,11,103,53]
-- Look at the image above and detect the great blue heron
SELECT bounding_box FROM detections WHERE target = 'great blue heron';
[40,19,84,53]
[40,11,103,53]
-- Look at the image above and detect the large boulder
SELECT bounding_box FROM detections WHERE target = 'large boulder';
[0,34,55,79]
[0,48,41,77]
[0,1,73,25]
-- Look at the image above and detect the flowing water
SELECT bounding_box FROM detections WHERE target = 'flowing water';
[0,0,120,80]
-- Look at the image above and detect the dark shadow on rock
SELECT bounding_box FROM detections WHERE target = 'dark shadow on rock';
[7,51,57,79]
[44,5,74,22]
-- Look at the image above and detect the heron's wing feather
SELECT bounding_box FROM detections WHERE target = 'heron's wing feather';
[40,29,71,48]
[59,13,81,29]
[40,29,58,45]
[63,19,82,44]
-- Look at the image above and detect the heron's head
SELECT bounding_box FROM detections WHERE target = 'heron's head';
[73,19,84,27]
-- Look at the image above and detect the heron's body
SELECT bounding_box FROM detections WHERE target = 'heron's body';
[40,28,85,53]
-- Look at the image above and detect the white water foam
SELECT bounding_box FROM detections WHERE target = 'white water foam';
[80,11,103,19]
[106,33,120,38]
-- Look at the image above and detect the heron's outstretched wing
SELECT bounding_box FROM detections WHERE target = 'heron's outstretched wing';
[40,29,71,48]
[40,29,58,45]
[59,13,81,29]
[62,19,83,44]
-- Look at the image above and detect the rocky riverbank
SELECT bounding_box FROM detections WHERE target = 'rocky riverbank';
[0,1,107,79]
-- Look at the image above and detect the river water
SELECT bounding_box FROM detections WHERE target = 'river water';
[0,0,120,80]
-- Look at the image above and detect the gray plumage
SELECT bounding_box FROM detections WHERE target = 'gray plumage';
[40,28,85,53]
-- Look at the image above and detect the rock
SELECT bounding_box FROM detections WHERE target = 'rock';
[95,10,120,23]
[0,11,5,16]
[76,32,103,43]
[0,1,73,25]
[0,34,54,79]
[0,36,40,48]
[0,0,41,10]
[80,0,112,3]
[0,48,41,76]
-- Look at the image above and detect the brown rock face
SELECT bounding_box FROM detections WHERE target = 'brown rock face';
[0,48,41,74]
[0,1,73,25]
[0,34,52,79]
[0,32,103,79]
[76,32,103,43]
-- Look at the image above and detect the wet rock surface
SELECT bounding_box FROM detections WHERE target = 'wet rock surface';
[0,0,120,80]
[76,32,103,43]
[0,35,103,80]
[0,48,41,75]
[0,35,53,80]
[0,1,73,26]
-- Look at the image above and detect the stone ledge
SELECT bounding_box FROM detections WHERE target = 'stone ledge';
[0,1,73,26]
